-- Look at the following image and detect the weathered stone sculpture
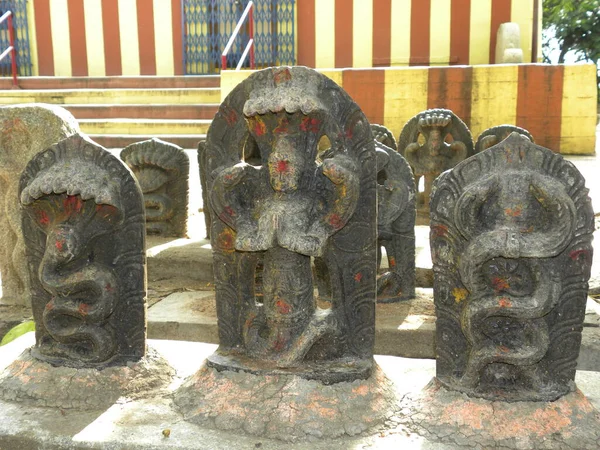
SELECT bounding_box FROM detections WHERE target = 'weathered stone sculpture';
[121,138,189,237]
[175,67,397,441]
[430,133,594,401]
[373,125,416,302]
[205,67,377,380]
[0,104,79,306]
[475,124,534,153]
[371,123,397,150]
[197,139,211,239]
[398,109,473,218]
[19,134,146,367]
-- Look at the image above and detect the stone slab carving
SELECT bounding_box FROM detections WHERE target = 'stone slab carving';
[373,124,416,302]
[202,66,377,383]
[475,124,534,153]
[121,138,189,237]
[0,104,79,306]
[398,108,473,219]
[197,139,211,239]
[495,22,524,64]
[19,134,147,368]
[430,133,594,402]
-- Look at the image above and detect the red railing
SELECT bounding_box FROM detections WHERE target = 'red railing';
[221,1,255,71]
[0,11,17,87]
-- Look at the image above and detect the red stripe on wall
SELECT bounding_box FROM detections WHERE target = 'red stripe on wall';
[67,0,88,76]
[427,67,473,126]
[450,0,470,65]
[516,65,564,151]
[335,0,352,68]
[372,0,392,67]
[136,0,157,75]
[102,0,122,76]
[171,0,184,75]
[297,0,316,67]
[342,70,386,125]
[489,0,512,63]
[34,0,54,76]
[410,0,431,66]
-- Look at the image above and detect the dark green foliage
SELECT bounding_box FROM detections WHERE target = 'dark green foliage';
[543,0,600,93]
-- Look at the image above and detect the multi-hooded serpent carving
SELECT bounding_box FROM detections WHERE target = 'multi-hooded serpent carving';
[372,124,416,302]
[20,134,146,367]
[205,67,377,383]
[430,133,594,401]
[475,124,534,153]
[121,138,189,237]
[398,109,473,218]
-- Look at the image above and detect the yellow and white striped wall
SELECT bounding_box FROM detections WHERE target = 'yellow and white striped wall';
[222,63,598,155]
[297,0,543,68]
[29,0,183,76]
[25,0,543,76]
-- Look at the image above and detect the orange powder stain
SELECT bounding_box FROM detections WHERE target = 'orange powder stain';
[78,303,90,315]
[504,205,523,217]
[498,297,512,308]
[275,299,291,314]
[328,213,343,229]
[252,118,267,136]
[492,277,510,292]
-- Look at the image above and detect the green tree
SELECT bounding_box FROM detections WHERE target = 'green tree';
[543,0,600,63]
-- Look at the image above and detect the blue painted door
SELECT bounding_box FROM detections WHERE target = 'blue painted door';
[0,0,32,76]
[183,0,295,74]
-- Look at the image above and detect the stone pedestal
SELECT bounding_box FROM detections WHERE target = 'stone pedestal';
[174,363,397,441]
[397,379,600,449]
[0,346,174,410]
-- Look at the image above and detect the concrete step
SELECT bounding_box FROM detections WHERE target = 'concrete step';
[1,75,221,90]
[90,133,205,149]
[0,87,221,105]
[65,104,220,120]
[147,289,438,359]
[79,118,211,135]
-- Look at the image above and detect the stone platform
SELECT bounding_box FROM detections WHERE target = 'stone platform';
[1,333,599,449]
[147,288,600,370]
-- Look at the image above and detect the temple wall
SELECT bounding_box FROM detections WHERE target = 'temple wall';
[23,0,542,76]
[222,63,598,155]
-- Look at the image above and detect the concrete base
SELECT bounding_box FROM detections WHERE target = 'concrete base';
[1,333,600,449]
[397,380,600,449]
[174,362,397,441]
[146,236,214,283]
[0,344,175,410]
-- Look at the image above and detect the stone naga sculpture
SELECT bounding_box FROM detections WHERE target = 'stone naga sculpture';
[205,67,377,383]
[430,133,594,401]
[371,123,398,150]
[19,134,146,367]
[475,124,534,153]
[121,138,189,237]
[197,140,211,239]
[372,124,416,302]
[0,104,79,306]
[398,109,473,216]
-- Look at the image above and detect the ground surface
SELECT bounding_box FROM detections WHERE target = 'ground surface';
[1,333,599,449]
